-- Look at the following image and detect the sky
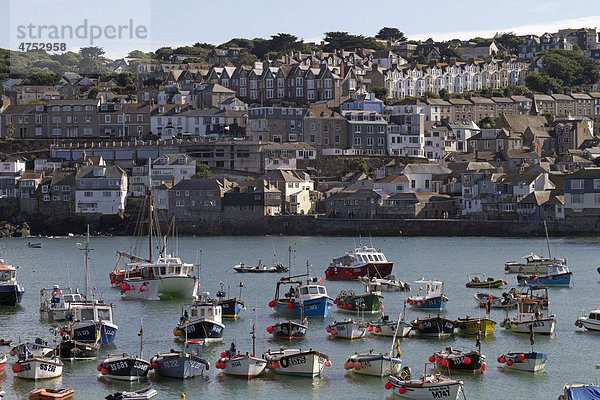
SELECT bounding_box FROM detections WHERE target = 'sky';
[0,0,599,59]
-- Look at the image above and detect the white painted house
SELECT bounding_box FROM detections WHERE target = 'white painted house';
[75,165,128,214]
[402,163,451,192]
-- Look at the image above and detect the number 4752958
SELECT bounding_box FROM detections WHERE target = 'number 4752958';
[18,43,67,51]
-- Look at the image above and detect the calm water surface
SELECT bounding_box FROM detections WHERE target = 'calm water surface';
[1,235,600,399]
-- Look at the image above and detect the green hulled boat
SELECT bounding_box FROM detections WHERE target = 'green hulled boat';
[334,281,383,313]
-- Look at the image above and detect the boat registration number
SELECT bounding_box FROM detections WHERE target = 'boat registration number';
[531,321,545,328]
[230,361,242,367]
[21,363,31,371]
[430,387,451,398]
[165,360,179,368]
[190,360,204,370]
[40,363,57,372]
[110,361,128,371]
[290,356,306,365]
[305,305,318,311]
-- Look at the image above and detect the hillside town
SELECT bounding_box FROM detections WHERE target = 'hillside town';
[2,27,600,235]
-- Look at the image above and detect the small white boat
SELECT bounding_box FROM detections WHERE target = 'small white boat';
[27,242,42,248]
[216,323,267,378]
[386,365,464,399]
[502,299,556,335]
[233,260,288,273]
[575,309,600,331]
[505,253,567,273]
[368,312,412,337]
[345,350,401,377]
[497,351,547,372]
[263,348,330,377]
[39,286,86,322]
[474,292,517,308]
[11,340,54,359]
[13,356,63,379]
[407,280,447,310]
[326,320,367,339]
[105,387,157,399]
[358,275,410,291]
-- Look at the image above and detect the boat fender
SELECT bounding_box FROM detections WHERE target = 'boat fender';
[280,356,290,368]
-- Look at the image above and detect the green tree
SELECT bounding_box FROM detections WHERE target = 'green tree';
[79,46,105,59]
[87,87,99,99]
[440,47,462,61]
[269,33,302,54]
[191,164,214,179]
[371,86,388,100]
[348,158,369,174]
[111,96,121,103]
[25,72,61,86]
[4,122,15,139]
[525,72,564,93]
[232,53,258,67]
[154,47,174,61]
[375,27,406,42]
[478,116,496,128]
[541,49,600,86]
[496,33,524,55]
[78,58,108,75]
[323,32,385,51]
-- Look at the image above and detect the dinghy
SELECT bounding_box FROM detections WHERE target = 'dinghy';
[29,388,74,400]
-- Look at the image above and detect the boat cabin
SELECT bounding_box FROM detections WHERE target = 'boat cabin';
[0,265,17,283]
[275,277,329,304]
[547,264,569,275]
[184,293,222,324]
[334,246,388,266]
[415,280,443,299]
[587,310,600,320]
[127,256,193,280]
[363,281,382,294]
[72,303,114,324]
[516,300,543,322]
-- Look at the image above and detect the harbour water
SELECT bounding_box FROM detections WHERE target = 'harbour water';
[1,235,599,399]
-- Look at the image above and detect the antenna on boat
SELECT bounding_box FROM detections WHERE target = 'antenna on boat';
[196,250,201,299]
[138,318,144,359]
[77,225,93,300]
[251,309,256,357]
[544,220,552,259]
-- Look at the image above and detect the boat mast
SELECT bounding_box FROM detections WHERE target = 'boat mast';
[288,246,292,279]
[251,316,256,357]
[79,224,92,300]
[544,220,551,259]
[148,192,153,262]
[139,318,144,359]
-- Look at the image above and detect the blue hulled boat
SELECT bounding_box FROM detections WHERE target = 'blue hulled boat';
[216,283,245,319]
[0,262,24,306]
[151,340,209,379]
[69,303,118,346]
[517,264,572,287]
[269,274,333,318]
[407,279,447,310]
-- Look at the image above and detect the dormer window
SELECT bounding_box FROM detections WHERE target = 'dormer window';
[158,106,165,113]
[175,106,181,113]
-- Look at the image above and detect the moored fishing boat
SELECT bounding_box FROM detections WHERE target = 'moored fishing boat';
[407,280,447,310]
[385,364,464,399]
[411,316,456,338]
[345,350,402,377]
[368,314,412,338]
[455,317,496,336]
[215,323,267,378]
[358,275,410,291]
[575,309,600,331]
[497,351,547,372]
[151,340,209,379]
[465,274,507,289]
[215,282,244,319]
[325,245,393,281]
[0,261,24,306]
[173,293,224,343]
[505,254,567,273]
[0,354,6,374]
[29,388,74,400]
[39,287,85,322]
[98,321,150,381]
[430,347,486,373]
[11,339,54,359]
[334,280,384,313]
[263,348,330,377]
[13,356,63,380]
[474,291,517,308]
[502,298,556,335]
[68,302,118,346]
[517,264,572,287]
[326,319,367,340]
[267,320,307,340]
[58,338,100,361]
[233,260,288,273]
[269,270,333,318]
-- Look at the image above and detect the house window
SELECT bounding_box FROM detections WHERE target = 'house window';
[185,190,189,197]
[411,180,416,189]
[572,194,583,204]
[43,194,50,202]
[103,191,111,197]
[571,180,584,190]
[425,179,430,189]
[84,191,93,197]
[594,179,600,190]
[176,200,184,207]
[63,195,70,201]
[595,194,600,204]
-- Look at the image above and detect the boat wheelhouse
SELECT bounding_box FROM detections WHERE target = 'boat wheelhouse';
[39,287,86,322]
[173,293,224,343]
[270,275,333,318]
[0,262,24,306]
[407,280,447,310]
[325,246,393,281]
[575,309,600,331]
[502,299,556,335]
[69,302,118,346]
